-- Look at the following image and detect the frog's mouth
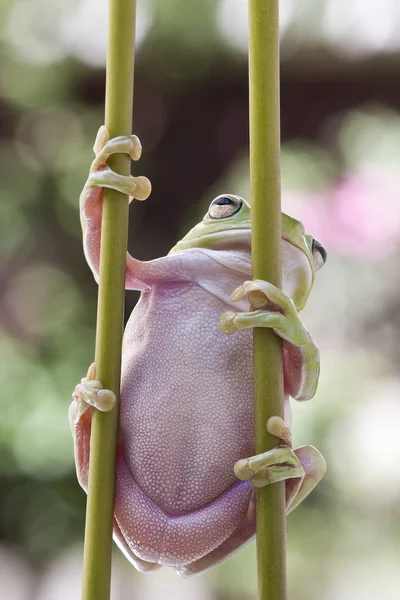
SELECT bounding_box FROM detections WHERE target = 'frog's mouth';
[169,228,251,254]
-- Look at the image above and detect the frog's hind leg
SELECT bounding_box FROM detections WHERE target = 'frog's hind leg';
[69,370,159,575]
[286,444,326,513]
[68,394,93,491]
[235,416,325,510]
[179,422,326,577]
[234,416,305,488]
[176,486,256,577]
[113,518,162,574]
[235,444,325,512]
[72,363,116,414]
[69,364,117,490]
[179,444,325,577]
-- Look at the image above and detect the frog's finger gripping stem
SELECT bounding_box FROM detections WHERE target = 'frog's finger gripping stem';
[85,169,151,202]
[221,280,320,401]
[93,125,142,163]
[82,126,152,204]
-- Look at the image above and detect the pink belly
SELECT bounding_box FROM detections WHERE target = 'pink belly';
[119,283,255,516]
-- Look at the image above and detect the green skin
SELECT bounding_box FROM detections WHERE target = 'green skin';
[73,130,326,530]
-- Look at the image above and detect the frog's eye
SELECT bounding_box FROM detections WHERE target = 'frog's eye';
[208,195,243,219]
[312,239,327,271]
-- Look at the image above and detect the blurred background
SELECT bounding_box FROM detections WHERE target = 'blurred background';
[1,0,400,598]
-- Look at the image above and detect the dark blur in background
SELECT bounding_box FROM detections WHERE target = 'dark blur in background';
[2,1,400,598]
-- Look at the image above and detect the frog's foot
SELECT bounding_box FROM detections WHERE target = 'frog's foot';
[234,417,302,488]
[234,415,325,512]
[264,416,325,512]
[180,445,325,576]
[234,444,305,489]
[286,445,326,513]
[84,125,152,202]
[267,415,292,447]
[71,362,116,421]
[220,280,320,401]
[69,363,117,487]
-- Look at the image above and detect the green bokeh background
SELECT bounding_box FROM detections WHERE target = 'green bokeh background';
[2,1,400,598]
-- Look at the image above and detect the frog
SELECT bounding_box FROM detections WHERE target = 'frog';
[69,127,327,577]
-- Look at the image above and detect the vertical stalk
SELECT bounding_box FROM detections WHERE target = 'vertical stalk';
[81,2,136,599]
[248,1,285,600]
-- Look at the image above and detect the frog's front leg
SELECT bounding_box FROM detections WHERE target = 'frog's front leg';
[220,279,320,401]
[80,126,152,288]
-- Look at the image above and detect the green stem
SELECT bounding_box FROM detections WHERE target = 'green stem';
[81,2,136,599]
[248,1,286,599]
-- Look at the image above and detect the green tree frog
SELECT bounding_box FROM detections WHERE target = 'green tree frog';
[70,127,326,576]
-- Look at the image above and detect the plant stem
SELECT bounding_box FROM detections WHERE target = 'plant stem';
[248,1,285,599]
[81,2,136,599]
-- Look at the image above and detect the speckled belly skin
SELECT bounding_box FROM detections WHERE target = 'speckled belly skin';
[115,282,255,568]
[73,247,296,574]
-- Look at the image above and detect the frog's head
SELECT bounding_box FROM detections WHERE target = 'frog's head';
[169,194,252,255]
[169,194,326,309]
